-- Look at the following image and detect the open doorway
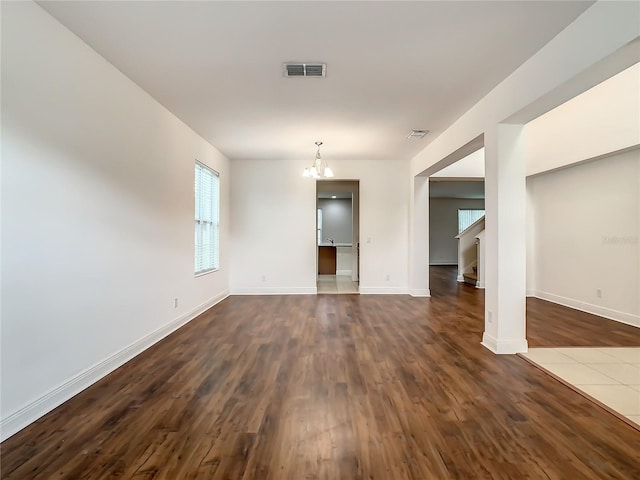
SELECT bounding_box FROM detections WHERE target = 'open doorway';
[316,180,359,294]
[425,144,485,296]
[429,177,485,289]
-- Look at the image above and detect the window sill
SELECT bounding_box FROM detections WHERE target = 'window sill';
[195,268,219,278]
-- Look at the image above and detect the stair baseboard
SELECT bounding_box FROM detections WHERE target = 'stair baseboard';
[462,273,477,286]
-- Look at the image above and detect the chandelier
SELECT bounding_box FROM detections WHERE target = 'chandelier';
[302,141,334,178]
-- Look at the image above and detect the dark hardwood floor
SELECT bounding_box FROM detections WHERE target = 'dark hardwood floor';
[2,266,639,479]
[527,296,640,347]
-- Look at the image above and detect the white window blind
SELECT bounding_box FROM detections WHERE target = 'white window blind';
[458,209,485,233]
[195,162,220,274]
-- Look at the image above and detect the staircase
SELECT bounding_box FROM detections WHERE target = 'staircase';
[463,267,478,286]
[455,217,485,289]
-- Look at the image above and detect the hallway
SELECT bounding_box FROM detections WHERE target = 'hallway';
[317,274,359,294]
[2,268,639,479]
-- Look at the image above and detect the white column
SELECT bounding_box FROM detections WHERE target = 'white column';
[410,175,430,297]
[482,124,528,353]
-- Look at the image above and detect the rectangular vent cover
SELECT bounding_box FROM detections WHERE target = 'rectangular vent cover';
[407,130,429,139]
[283,63,326,77]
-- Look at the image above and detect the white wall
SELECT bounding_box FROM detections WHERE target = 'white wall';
[429,198,485,265]
[525,63,640,176]
[527,150,639,326]
[318,198,352,244]
[526,182,537,297]
[1,2,230,439]
[336,246,353,275]
[230,159,410,294]
[229,159,317,294]
[431,148,485,178]
[524,62,640,327]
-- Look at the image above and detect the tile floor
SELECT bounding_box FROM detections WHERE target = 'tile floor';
[521,347,640,426]
[317,275,359,294]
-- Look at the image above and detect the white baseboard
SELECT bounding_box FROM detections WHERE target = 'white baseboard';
[0,290,229,442]
[336,269,352,276]
[410,288,431,297]
[481,332,528,354]
[456,274,464,282]
[230,286,317,295]
[359,286,409,295]
[526,289,536,297]
[476,282,485,289]
[531,290,639,328]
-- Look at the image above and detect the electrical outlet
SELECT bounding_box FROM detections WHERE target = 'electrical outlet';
[596,288,602,298]
[261,275,267,282]
[366,237,371,244]
[174,298,178,308]
[488,311,493,323]
[385,274,390,281]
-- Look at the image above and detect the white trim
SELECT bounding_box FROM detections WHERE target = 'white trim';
[481,332,498,353]
[475,282,485,289]
[0,290,229,442]
[481,332,528,354]
[194,267,219,278]
[526,289,536,297]
[530,290,640,328]
[410,288,431,297]
[359,286,409,295]
[456,274,465,282]
[230,287,317,295]
[430,263,458,266]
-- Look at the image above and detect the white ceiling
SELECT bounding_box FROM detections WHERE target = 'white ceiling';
[38,1,594,161]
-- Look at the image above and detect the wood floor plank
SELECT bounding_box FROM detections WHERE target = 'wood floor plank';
[2,266,639,479]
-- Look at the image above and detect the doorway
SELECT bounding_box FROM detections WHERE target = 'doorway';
[316,180,359,294]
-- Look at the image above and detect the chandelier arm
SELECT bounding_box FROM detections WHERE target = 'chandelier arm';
[303,141,331,178]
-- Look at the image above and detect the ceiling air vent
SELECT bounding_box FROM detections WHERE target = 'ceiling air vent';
[407,130,429,139]
[283,63,326,77]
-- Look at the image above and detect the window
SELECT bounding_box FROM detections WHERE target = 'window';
[458,209,485,233]
[194,161,220,275]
